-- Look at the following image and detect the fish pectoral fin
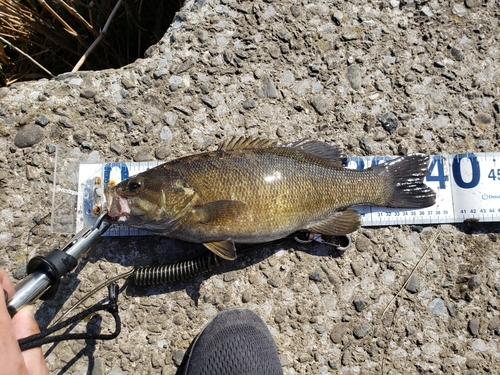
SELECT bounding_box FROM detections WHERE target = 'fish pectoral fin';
[203,240,237,260]
[306,209,361,236]
[194,200,247,224]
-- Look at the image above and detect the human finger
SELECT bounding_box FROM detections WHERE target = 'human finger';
[12,305,49,375]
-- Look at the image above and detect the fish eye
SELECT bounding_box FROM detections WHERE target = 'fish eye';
[128,180,142,191]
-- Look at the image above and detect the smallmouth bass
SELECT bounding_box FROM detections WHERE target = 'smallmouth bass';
[105,138,436,260]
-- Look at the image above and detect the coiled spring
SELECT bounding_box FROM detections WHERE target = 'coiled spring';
[133,252,220,286]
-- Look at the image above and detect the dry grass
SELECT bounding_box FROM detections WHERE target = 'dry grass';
[0,0,182,86]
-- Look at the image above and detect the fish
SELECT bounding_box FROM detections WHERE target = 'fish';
[105,138,436,260]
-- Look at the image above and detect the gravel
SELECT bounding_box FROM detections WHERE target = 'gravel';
[1,0,499,374]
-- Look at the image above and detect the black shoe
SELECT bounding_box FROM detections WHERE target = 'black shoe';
[179,307,284,375]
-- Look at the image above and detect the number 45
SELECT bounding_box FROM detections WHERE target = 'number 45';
[488,169,500,181]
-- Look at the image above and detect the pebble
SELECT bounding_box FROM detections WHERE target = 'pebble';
[73,131,88,145]
[353,297,369,312]
[315,326,326,334]
[442,72,456,80]
[468,318,479,336]
[428,298,446,316]
[488,299,498,310]
[378,112,398,134]
[46,144,56,153]
[359,136,373,154]
[290,5,300,18]
[450,47,464,61]
[347,64,362,91]
[117,104,133,117]
[35,115,50,127]
[174,105,192,116]
[473,113,492,128]
[342,30,359,41]
[172,350,184,366]
[341,350,351,365]
[468,276,482,291]
[160,126,173,141]
[154,68,168,79]
[14,125,44,148]
[329,324,347,344]
[223,271,238,282]
[258,75,278,99]
[381,269,395,286]
[267,275,281,288]
[309,271,323,282]
[405,72,416,82]
[472,339,486,352]
[223,50,233,65]
[110,142,125,156]
[432,114,450,129]
[241,289,252,303]
[353,322,371,339]
[277,29,291,42]
[355,235,373,252]
[487,317,499,332]
[134,146,152,162]
[121,77,135,89]
[242,98,257,110]
[465,0,481,7]
[452,4,467,18]
[310,96,329,115]
[447,302,458,317]
[351,262,363,277]
[332,10,343,24]
[328,359,338,370]
[80,89,96,99]
[201,95,217,109]
[421,6,434,17]
[108,364,129,375]
[406,275,420,293]
[155,146,171,160]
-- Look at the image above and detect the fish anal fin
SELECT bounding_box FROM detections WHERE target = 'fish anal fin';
[204,240,237,260]
[218,137,277,151]
[193,200,247,224]
[306,209,361,236]
[287,140,346,167]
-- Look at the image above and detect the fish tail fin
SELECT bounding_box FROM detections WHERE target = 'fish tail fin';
[374,155,436,208]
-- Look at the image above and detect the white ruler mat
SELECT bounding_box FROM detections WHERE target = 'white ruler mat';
[75,153,500,235]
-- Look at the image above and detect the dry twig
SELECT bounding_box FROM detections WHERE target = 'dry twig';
[72,0,124,72]
[0,35,54,77]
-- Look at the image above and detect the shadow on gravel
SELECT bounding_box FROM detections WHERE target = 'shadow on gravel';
[34,233,346,321]
[97,234,348,303]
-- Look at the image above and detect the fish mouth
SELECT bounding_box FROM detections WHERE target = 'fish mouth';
[106,193,131,221]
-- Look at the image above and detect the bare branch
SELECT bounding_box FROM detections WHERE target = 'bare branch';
[72,0,123,72]
[0,35,54,78]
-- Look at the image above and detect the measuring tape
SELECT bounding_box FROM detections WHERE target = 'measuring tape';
[74,153,500,235]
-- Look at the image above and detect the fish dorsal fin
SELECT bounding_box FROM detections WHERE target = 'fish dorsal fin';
[203,240,237,260]
[218,137,277,151]
[306,209,361,236]
[287,140,346,167]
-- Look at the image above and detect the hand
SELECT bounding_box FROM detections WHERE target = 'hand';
[0,268,49,375]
